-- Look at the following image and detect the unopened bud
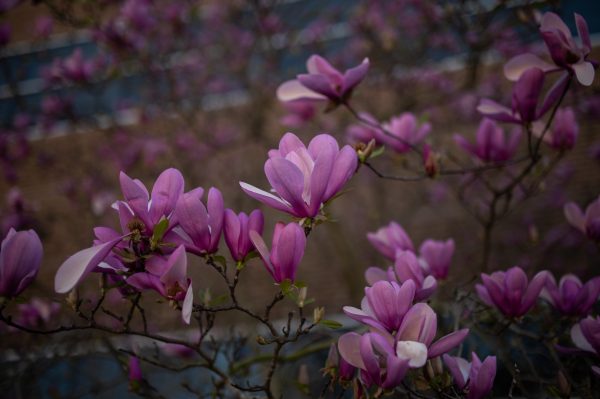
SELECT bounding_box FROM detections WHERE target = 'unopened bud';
[297,287,307,308]
[66,289,79,311]
[313,307,325,324]
[256,335,268,345]
[356,139,376,163]
[423,144,439,178]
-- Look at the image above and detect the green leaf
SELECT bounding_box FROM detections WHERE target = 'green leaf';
[243,251,260,263]
[152,218,169,243]
[212,255,227,269]
[370,145,385,159]
[209,294,229,306]
[294,281,306,289]
[319,319,343,329]
[280,279,293,295]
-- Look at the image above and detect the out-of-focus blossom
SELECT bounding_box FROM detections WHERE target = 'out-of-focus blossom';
[454,119,521,163]
[443,353,497,399]
[504,12,596,86]
[250,222,306,283]
[223,209,264,262]
[570,316,600,376]
[241,133,357,218]
[128,356,143,389]
[540,107,579,150]
[476,266,549,318]
[380,113,430,153]
[277,55,369,104]
[541,273,600,317]
[15,298,60,328]
[61,49,96,83]
[338,331,410,389]
[478,68,565,125]
[343,280,416,332]
[419,239,455,280]
[174,187,224,255]
[365,251,437,301]
[367,221,414,260]
[127,245,193,324]
[0,24,10,47]
[564,196,600,241]
[35,16,53,38]
[422,144,438,177]
[0,228,43,298]
[280,100,316,128]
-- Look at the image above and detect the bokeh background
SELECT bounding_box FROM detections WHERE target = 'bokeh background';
[0,0,599,397]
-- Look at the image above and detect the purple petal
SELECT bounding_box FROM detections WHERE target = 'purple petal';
[182,282,193,324]
[573,61,595,86]
[324,145,358,201]
[119,171,150,226]
[365,267,389,285]
[160,245,187,286]
[428,329,469,358]
[504,54,556,81]
[207,188,224,252]
[127,272,166,296]
[297,73,338,100]
[443,354,470,389]
[274,223,306,282]
[338,332,365,369]
[265,158,307,216]
[276,80,326,102]
[519,270,549,315]
[0,229,43,297]
[149,168,184,225]
[564,202,586,232]
[341,58,370,96]
[540,12,572,39]
[308,141,336,215]
[55,236,124,294]
[575,13,591,52]
[249,230,275,280]
[174,192,209,249]
[239,182,293,214]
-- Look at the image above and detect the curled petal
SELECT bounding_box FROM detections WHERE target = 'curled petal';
[428,329,469,358]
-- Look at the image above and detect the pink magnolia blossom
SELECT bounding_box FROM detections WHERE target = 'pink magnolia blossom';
[504,12,596,86]
[0,228,43,298]
[223,209,264,262]
[367,221,414,260]
[443,352,497,399]
[541,273,600,317]
[419,239,455,280]
[454,119,521,163]
[476,266,549,318]
[381,113,431,153]
[250,222,306,283]
[564,195,600,241]
[277,55,369,104]
[240,133,357,218]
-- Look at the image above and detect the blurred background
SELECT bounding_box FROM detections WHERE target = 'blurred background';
[0,0,599,397]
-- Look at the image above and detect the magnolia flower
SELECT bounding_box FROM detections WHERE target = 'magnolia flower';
[55,168,188,294]
[0,228,43,298]
[476,266,549,318]
[381,113,430,153]
[419,239,455,280]
[174,187,224,254]
[570,316,600,376]
[443,353,497,399]
[504,12,596,86]
[240,133,357,218]
[338,331,410,390]
[277,55,369,104]
[127,245,193,324]
[564,195,600,241]
[365,250,437,301]
[478,67,566,125]
[454,119,521,163]
[250,222,306,283]
[324,343,356,381]
[367,221,414,260]
[541,274,600,317]
[541,107,578,150]
[61,49,96,83]
[223,209,264,262]
[343,280,416,333]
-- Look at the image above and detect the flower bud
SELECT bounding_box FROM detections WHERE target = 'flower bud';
[313,307,325,324]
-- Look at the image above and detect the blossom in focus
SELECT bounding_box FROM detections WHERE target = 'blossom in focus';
[223,209,264,262]
[564,195,600,241]
[454,119,521,163]
[343,280,416,332]
[541,107,579,150]
[127,245,194,324]
[381,113,431,153]
[55,168,187,294]
[443,352,497,399]
[367,221,414,260]
[250,222,306,283]
[0,228,43,298]
[476,266,549,318]
[541,273,600,317]
[174,187,224,255]
[504,12,596,86]
[419,239,455,280]
[478,67,566,125]
[337,331,410,389]
[277,55,369,104]
[240,133,357,218]
[365,250,437,301]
